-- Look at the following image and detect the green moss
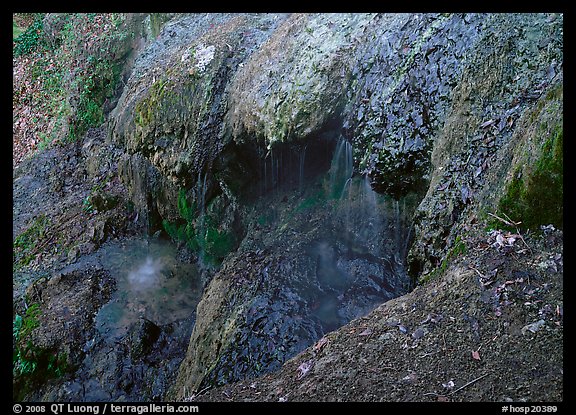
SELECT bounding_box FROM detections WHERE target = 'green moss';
[257,213,275,226]
[201,227,235,264]
[17,303,42,342]
[135,78,174,127]
[419,235,467,284]
[13,215,51,269]
[497,124,563,231]
[296,190,325,211]
[149,13,172,38]
[13,303,69,400]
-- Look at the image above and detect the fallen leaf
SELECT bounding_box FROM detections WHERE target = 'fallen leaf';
[421,313,443,324]
[472,350,481,360]
[359,328,373,336]
[480,119,495,128]
[521,319,546,335]
[437,395,450,402]
[296,360,314,380]
[461,185,471,203]
[412,327,427,339]
[442,380,455,390]
[313,336,329,352]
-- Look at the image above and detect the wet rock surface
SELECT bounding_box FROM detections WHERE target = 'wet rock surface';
[15,237,203,402]
[13,127,136,301]
[12,129,202,401]
[170,167,414,396]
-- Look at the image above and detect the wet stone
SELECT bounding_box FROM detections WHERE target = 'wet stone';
[129,318,162,359]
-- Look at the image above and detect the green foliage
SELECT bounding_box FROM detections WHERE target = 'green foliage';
[177,188,196,222]
[13,304,41,377]
[13,344,67,379]
[13,344,38,377]
[163,189,236,266]
[82,196,94,213]
[19,303,41,340]
[497,124,563,231]
[296,190,325,212]
[198,223,236,265]
[81,177,116,214]
[13,304,68,392]
[13,215,50,269]
[68,56,123,140]
[17,14,132,145]
[13,17,44,57]
[420,235,468,284]
[13,314,23,339]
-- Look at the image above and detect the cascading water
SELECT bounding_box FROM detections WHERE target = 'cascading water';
[329,136,353,199]
[194,170,209,265]
[163,133,414,389]
[393,199,401,263]
[302,135,410,332]
[328,137,388,258]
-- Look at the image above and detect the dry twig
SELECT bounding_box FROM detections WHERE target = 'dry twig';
[449,373,489,395]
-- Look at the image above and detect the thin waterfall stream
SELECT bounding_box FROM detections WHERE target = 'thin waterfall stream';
[304,136,411,332]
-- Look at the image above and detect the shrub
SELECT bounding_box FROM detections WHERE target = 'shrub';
[13,17,44,57]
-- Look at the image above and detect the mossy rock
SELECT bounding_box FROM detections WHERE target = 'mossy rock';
[498,125,562,230]
[495,83,563,231]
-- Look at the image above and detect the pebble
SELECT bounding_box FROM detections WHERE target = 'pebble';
[411,326,427,340]
[521,319,546,336]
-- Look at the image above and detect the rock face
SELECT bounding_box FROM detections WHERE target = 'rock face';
[109,12,562,239]
[109,14,289,231]
[14,12,563,402]
[104,12,562,400]
[226,13,375,146]
[407,14,563,278]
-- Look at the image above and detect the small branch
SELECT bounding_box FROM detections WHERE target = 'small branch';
[469,266,485,279]
[195,385,212,397]
[487,212,518,227]
[419,350,440,358]
[183,384,212,402]
[449,373,489,396]
[516,233,532,252]
[501,212,520,227]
